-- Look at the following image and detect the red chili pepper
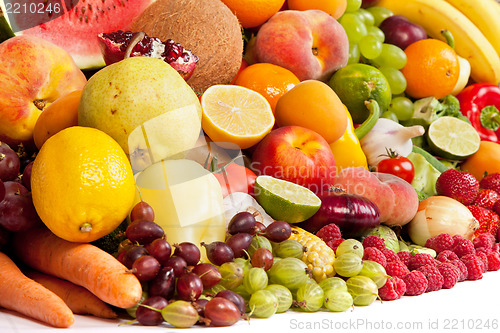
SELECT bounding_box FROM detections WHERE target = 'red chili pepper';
[456,83,500,143]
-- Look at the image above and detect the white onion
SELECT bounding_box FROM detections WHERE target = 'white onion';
[407,196,479,246]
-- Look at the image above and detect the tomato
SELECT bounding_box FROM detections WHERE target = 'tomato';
[376,155,415,184]
[213,162,257,197]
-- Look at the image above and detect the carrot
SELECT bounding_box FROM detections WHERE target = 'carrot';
[0,252,75,328]
[13,226,142,309]
[25,270,118,319]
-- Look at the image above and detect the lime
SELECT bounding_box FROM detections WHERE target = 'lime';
[328,63,391,124]
[254,175,321,223]
[426,116,480,160]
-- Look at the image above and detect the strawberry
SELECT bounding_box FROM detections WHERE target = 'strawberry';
[474,189,500,210]
[435,169,479,205]
[467,205,500,238]
[494,200,500,217]
[479,173,500,193]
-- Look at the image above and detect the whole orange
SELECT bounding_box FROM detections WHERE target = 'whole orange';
[461,141,500,181]
[287,0,347,19]
[220,0,286,28]
[401,38,460,99]
[274,80,348,143]
[234,63,300,112]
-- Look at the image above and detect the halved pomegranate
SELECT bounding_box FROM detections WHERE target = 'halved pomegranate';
[98,30,199,80]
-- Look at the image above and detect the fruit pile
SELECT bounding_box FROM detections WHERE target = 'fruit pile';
[0,0,500,329]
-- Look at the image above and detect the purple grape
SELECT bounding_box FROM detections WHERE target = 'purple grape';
[121,245,148,269]
[215,289,246,315]
[145,238,172,265]
[0,181,40,232]
[130,201,155,222]
[135,296,168,326]
[0,142,20,181]
[379,15,427,50]
[164,255,188,278]
[0,179,5,202]
[225,233,253,258]
[149,267,176,300]
[132,255,161,281]
[201,241,235,266]
[176,272,204,301]
[21,161,33,190]
[227,211,256,235]
[125,219,165,245]
[173,242,201,266]
[192,262,221,289]
[0,225,11,250]
[262,221,291,243]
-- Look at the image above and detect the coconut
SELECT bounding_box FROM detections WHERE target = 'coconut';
[132,0,243,93]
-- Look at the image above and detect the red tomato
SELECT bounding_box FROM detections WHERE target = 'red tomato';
[376,156,415,183]
[213,162,257,197]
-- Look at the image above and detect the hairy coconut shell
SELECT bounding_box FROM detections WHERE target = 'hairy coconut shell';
[132,0,243,93]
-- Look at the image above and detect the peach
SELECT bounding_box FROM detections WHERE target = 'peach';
[0,36,87,149]
[254,9,349,82]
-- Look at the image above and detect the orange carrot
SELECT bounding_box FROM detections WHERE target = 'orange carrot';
[0,252,75,328]
[13,226,142,309]
[25,270,118,319]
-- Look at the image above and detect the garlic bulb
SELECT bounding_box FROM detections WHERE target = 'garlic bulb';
[407,196,479,246]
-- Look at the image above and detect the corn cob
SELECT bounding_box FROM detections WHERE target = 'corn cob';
[289,226,336,282]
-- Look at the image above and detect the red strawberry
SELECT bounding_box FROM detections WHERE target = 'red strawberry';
[435,169,479,205]
[494,200,500,217]
[479,173,500,193]
[467,205,500,238]
[474,189,500,210]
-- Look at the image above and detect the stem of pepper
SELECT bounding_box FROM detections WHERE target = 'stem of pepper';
[480,105,500,131]
[354,99,380,140]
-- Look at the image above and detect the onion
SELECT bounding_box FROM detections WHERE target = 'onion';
[407,196,479,246]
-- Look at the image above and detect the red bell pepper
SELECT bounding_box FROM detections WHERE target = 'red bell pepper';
[456,83,500,143]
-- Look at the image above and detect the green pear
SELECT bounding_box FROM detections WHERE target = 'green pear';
[78,57,202,172]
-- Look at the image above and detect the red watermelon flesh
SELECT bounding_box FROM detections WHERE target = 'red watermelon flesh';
[5,0,155,70]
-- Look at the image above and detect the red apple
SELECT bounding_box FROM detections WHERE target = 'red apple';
[250,125,337,193]
[0,36,87,149]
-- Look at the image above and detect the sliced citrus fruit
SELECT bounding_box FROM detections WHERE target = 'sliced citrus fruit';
[201,85,275,149]
[254,175,321,223]
[427,116,480,160]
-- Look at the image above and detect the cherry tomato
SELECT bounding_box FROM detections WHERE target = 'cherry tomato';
[213,162,257,197]
[376,155,415,183]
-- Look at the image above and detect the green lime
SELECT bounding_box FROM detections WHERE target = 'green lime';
[426,116,480,160]
[328,63,391,124]
[254,175,321,223]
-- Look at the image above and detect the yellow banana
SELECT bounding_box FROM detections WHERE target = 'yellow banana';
[377,0,500,85]
[444,0,500,57]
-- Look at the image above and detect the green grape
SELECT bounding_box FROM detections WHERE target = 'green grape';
[319,277,348,293]
[346,275,378,306]
[359,260,388,288]
[388,96,414,121]
[380,110,399,122]
[347,42,361,65]
[359,34,383,59]
[267,257,309,291]
[335,238,364,258]
[355,8,375,27]
[264,284,293,313]
[366,6,393,26]
[333,253,363,277]
[272,239,305,259]
[204,282,226,295]
[218,262,244,290]
[248,235,273,257]
[340,13,367,43]
[249,290,278,318]
[295,280,324,312]
[243,267,268,294]
[323,289,353,312]
[366,26,385,42]
[234,257,251,275]
[231,283,251,301]
[371,43,407,69]
[378,66,407,95]
[345,0,362,13]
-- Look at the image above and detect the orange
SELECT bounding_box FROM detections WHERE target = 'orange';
[220,0,286,28]
[234,63,300,112]
[460,141,500,181]
[401,38,460,99]
[201,84,275,149]
[274,80,348,143]
[33,90,82,149]
[287,0,347,19]
[31,126,136,243]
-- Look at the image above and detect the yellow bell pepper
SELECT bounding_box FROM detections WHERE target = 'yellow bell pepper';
[329,106,368,171]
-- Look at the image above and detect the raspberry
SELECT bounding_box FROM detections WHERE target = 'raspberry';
[436,262,460,289]
[475,250,489,272]
[492,243,500,253]
[425,233,454,253]
[408,253,436,271]
[402,271,428,296]
[397,251,412,267]
[473,233,496,249]
[362,247,387,267]
[378,276,406,301]
[452,237,475,258]
[362,235,386,251]
[380,247,400,263]
[316,223,342,242]
[486,251,500,271]
[417,264,444,292]
[436,250,459,263]
[449,259,468,282]
[325,238,345,253]
[385,260,410,278]
[460,254,484,280]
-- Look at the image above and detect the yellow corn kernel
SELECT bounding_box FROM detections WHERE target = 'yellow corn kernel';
[289,226,336,282]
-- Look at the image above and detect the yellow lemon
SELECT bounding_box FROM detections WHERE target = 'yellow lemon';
[31,126,135,242]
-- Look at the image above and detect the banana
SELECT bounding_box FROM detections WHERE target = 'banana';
[444,0,500,58]
[377,0,500,85]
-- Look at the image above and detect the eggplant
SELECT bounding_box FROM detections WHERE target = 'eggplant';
[298,191,381,237]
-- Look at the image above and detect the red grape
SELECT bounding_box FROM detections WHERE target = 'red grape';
[21,161,33,190]
[228,211,256,235]
[132,255,161,281]
[193,298,208,323]
[262,220,291,242]
[379,15,427,50]
[135,296,168,326]
[0,142,20,181]
[250,247,274,271]
[173,242,201,266]
[0,179,5,202]
[121,245,148,269]
[145,238,172,265]
[149,267,176,300]
[130,201,155,222]
[225,233,253,258]
[0,181,40,232]
[253,221,267,235]
[126,219,165,245]
[192,262,221,289]
[203,297,241,327]
[164,255,188,278]
[201,241,235,266]
[176,272,204,301]
[215,289,246,315]
[0,225,11,250]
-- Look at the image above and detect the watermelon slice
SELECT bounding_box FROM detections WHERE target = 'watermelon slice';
[0,0,155,70]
